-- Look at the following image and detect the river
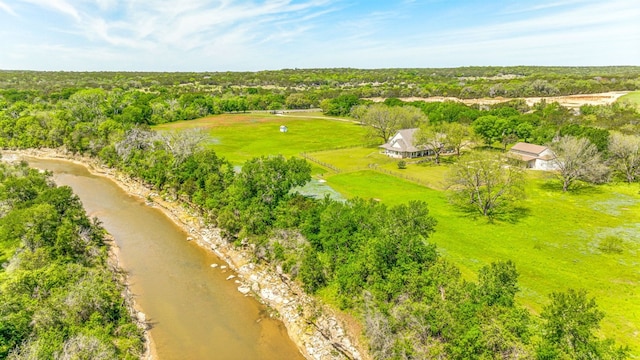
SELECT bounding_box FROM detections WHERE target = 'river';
[24,157,304,360]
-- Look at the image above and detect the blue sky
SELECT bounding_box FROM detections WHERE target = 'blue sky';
[0,0,638,71]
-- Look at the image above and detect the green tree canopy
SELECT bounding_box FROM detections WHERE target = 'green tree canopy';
[446,152,525,217]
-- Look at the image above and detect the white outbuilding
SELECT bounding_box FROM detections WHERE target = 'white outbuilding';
[508,142,559,170]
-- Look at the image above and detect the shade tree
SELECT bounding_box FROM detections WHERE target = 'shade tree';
[446,152,525,217]
[320,94,360,116]
[440,122,474,156]
[538,289,629,359]
[352,103,427,143]
[560,124,610,152]
[607,132,640,183]
[472,115,509,146]
[64,89,107,124]
[414,125,448,164]
[157,128,208,166]
[550,136,610,191]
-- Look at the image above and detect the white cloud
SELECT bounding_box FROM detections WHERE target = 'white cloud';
[501,0,596,15]
[20,0,81,21]
[441,0,639,42]
[384,0,640,64]
[0,1,17,16]
[94,0,118,11]
[61,0,338,53]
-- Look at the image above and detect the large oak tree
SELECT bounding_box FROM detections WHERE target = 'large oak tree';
[550,136,609,191]
[608,132,640,183]
[351,104,426,143]
[447,152,525,217]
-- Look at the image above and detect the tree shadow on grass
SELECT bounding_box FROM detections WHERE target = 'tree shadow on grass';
[450,202,531,224]
[538,180,605,196]
[490,206,531,224]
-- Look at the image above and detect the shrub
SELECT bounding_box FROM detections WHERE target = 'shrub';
[598,236,624,254]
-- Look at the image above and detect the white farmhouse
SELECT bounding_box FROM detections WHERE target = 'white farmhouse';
[379,128,434,159]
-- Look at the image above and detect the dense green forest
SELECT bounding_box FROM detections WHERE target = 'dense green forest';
[0,161,144,359]
[1,68,638,358]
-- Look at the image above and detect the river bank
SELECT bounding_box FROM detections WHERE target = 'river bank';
[5,148,366,360]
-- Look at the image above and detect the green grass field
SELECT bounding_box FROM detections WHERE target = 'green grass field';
[619,91,640,109]
[156,113,640,351]
[309,147,394,172]
[155,113,370,164]
[326,169,640,350]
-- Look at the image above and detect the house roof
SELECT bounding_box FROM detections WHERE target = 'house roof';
[379,128,422,153]
[514,154,537,162]
[510,142,548,155]
[509,142,557,163]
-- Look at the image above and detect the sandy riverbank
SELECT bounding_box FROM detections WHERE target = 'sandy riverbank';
[4,149,366,360]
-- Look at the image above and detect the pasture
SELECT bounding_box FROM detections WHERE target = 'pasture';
[619,91,640,109]
[155,113,369,164]
[154,112,640,351]
[326,167,640,349]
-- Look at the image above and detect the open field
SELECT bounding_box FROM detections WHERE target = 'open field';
[309,146,453,189]
[619,91,640,109]
[325,168,640,350]
[157,112,640,351]
[309,147,394,172]
[155,113,369,164]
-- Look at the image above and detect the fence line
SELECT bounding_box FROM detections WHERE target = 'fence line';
[300,152,433,188]
[302,143,377,154]
[300,152,341,173]
[367,164,430,187]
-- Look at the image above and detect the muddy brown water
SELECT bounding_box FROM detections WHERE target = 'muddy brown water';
[24,157,303,360]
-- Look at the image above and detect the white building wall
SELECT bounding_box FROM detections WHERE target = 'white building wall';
[534,159,560,170]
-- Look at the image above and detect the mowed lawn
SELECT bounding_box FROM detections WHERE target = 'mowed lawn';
[310,147,395,172]
[326,169,640,351]
[312,147,455,190]
[155,113,369,164]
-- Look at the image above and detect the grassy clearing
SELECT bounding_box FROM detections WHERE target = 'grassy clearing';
[155,113,369,164]
[377,158,453,190]
[327,170,438,205]
[311,148,459,190]
[435,179,639,348]
[325,168,640,349]
[618,91,640,109]
[309,147,394,172]
[161,113,640,350]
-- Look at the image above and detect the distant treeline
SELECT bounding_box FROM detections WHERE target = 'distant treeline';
[1,66,639,107]
[1,67,639,129]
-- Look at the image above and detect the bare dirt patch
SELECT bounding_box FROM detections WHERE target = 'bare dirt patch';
[368,91,631,109]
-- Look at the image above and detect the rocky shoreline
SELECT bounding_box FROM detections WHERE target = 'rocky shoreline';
[4,148,366,360]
